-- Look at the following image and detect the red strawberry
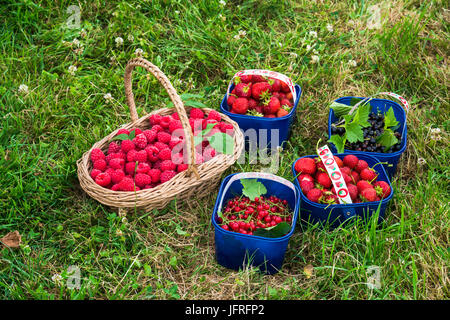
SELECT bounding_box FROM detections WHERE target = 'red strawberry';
[248,98,258,110]
[234,82,252,98]
[300,180,314,194]
[268,78,281,92]
[350,171,360,184]
[343,155,359,169]
[251,82,271,100]
[357,180,372,193]
[227,94,237,108]
[295,157,316,175]
[360,168,378,182]
[280,81,290,93]
[374,181,391,198]
[234,74,252,84]
[360,188,377,202]
[232,97,249,114]
[334,156,344,168]
[316,172,332,189]
[252,75,267,83]
[265,96,281,114]
[324,194,339,205]
[298,173,314,183]
[306,188,323,203]
[280,98,292,108]
[347,184,358,201]
[340,166,352,175]
[354,160,369,173]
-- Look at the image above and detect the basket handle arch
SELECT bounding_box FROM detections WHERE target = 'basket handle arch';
[124,57,199,178]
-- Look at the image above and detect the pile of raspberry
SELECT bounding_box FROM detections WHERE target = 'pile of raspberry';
[89,108,234,191]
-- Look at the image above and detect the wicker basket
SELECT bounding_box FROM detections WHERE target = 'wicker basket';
[77,58,244,212]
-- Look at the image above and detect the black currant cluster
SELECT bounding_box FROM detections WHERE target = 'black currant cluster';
[331,112,402,153]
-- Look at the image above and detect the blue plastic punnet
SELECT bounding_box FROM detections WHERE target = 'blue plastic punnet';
[327,96,407,177]
[292,152,394,229]
[220,84,302,150]
[211,172,300,275]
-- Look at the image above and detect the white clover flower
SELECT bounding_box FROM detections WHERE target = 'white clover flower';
[348,20,355,26]
[219,0,226,6]
[104,93,113,102]
[326,24,334,32]
[289,52,298,58]
[127,34,134,42]
[309,30,317,38]
[175,10,180,14]
[313,49,318,55]
[116,229,123,237]
[68,65,77,75]
[135,48,144,57]
[430,127,442,141]
[348,59,357,67]
[115,36,124,47]
[306,44,312,51]
[311,55,320,64]
[72,38,80,47]
[218,14,226,21]
[18,84,29,94]
[417,157,426,166]
[233,30,246,40]
[52,274,63,284]
[80,29,87,38]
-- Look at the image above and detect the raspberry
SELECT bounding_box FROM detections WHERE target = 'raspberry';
[160,116,171,129]
[133,133,148,149]
[90,169,102,180]
[121,140,135,153]
[125,162,137,175]
[190,108,204,119]
[90,148,105,162]
[157,131,171,144]
[111,169,125,184]
[154,141,169,151]
[189,118,203,131]
[107,142,121,155]
[149,114,162,125]
[109,158,125,170]
[111,184,120,191]
[195,152,204,164]
[218,122,234,134]
[171,112,179,120]
[141,129,155,143]
[127,149,138,162]
[135,150,148,163]
[160,170,177,183]
[116,128,130,136]
[203,147,216,162]
[119,177,135,191]
[152,160,162,170]
[172,152,186,165]
[130,128,142,136]
[203,119,218,130]
[148,169,161,183]
[93,159,107,171]
[168,119,183,133]
[145,145,159,162]
[158,148,172,161]
[135,173,152,188]
[151,124,163,132]
[343,155,359,169]
[177,164,189,172]
[95,172,111,187]
[136,162,151,174]
[105,167,115,176]
[207,110,221,122]
[160,160,176,171]
[169,137,183,150]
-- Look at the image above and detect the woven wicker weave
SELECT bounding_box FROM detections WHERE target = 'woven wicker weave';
[77,58,244,212]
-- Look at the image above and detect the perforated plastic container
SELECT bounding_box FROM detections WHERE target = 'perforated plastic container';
[211,172,300,274]
[220,84,302,150]
[292,153,394,229]
[328,96,407,177]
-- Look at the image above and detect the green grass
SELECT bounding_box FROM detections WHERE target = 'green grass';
[0,0,448,300]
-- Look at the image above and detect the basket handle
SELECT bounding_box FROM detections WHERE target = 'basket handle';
[124,58,199,178]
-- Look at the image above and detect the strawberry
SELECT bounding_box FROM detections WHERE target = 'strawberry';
[251,82,271,100]
[252,75,267,82]
[264,96,281,114]
[334,156,344,168]
[360,188,377,202]
[294,157,316,175]
[232,98,249,114]
[234,74,252,84]
[374,181,391,198]
[354,160,369,173]
[298,173,314,183]
[340,166,352,175]
[280,98,292,108]
[347,184,358,201]
[306,188,323,203]
[268,78,281,92]
[234,82,252,98]
[343,155,359,169]
[227,94,237,108]
[276,108,289,117]
[280,81,290,93]
[324,194,339,205]
[316,172,332,189]
[300,180,314,194]
[357,180,372,193]
[248,98,258,110]
[342,173,353,185]
[360,168,378,182]
[350,171,360,184]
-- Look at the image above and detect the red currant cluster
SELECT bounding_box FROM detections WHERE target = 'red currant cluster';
[218,195,292,235]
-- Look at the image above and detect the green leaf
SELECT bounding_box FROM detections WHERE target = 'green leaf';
[328,134,346,153]
[376,129,398,151]
[350,97,364,106]
[352,102,371,128]
[345,121,364,143]
[384,107,399,129]
[207,132,234,155]
[129,129,136,140]
[240,179,267,201]
[183,100,208,108]
[253,222,291,238]
[329,101,353,117]
[111,133,130,141]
